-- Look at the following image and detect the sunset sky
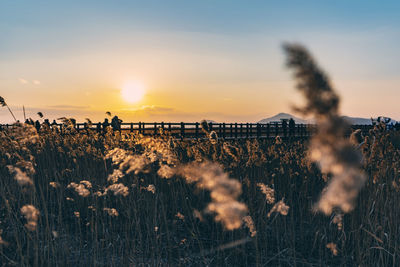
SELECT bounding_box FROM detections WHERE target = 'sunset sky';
[1,1,400,123]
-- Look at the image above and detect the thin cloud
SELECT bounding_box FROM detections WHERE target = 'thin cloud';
[32,80,41,85]
[19,78,28,84]
[47,105,90,110]
[122,105,175,114]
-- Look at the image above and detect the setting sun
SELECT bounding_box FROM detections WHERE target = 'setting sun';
[121,81,145,103]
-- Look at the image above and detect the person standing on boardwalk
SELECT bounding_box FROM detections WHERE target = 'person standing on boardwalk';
[289,118,295,137]
[111,116,122,131]
[43,119,50,127]
[281,119,288,137]
[102,118,110,133]
[34,120,41,132]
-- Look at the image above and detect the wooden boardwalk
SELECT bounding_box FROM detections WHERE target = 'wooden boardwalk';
[0,122,373,140]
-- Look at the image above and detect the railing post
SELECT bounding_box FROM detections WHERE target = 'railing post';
[209,122,213,132]
[230,123,233,138]
[235,123,238,139]
[246,123,249,138]
[160,122,164,135]
[138,122,142,134]
[180,122,185,139]
[240,123,243,138]
[222,123,226,139]
[256,123,260,138]
[130,123,133,132]
[195,122,199,139]
[154,122,157,135]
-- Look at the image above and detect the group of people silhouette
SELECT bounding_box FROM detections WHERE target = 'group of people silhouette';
[281,118,296,137]
[24,118,57,132]
[21,116,123,133]
[100,116,123,131]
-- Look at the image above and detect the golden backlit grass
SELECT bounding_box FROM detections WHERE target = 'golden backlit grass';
[1,44,399,266]
[0,123,399,266]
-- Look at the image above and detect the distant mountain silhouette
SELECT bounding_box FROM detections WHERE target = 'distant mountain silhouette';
[258,113,308,124]
[341,116,372,125]
[258,113,396,125]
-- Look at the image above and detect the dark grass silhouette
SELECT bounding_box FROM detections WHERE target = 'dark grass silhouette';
[284,44,366,215]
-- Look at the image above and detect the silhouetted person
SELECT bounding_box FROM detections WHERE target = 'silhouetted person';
[281,119,288,137]
[39,119,50,131]
[50,119,59,132]
[34,120,41,132]
[111,116,122,131]
[96,122,101,133]
[289,118,295,137]
[25,119,30,125]
[70,118,77,128]
[395,122,400,131]
[102,118,110,133]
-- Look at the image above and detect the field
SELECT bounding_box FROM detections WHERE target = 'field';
[1,45,399,267]
[1,120,400,266]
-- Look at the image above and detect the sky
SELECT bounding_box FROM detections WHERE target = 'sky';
[1,0,400,123]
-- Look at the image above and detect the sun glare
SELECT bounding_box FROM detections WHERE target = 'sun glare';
[121,82,145,103]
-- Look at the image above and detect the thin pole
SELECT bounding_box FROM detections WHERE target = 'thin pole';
[23,106,26,121]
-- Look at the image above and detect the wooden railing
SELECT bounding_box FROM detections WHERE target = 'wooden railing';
[0,122,374,140]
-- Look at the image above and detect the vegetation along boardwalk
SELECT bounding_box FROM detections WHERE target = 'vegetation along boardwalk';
[0,121,374,140]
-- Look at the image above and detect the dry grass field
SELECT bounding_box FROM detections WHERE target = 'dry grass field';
[1,120,400,266]
[1,45,400,266]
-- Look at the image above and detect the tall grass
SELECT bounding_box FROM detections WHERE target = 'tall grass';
[1,121,399,265]
[283,44,366,215]
[0,45,399,266]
